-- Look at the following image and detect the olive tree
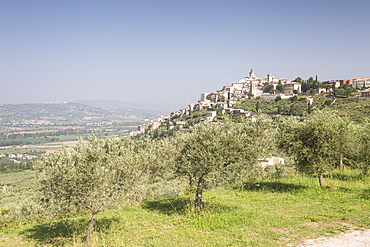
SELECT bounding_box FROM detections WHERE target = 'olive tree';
[35,136,159,245]
[278,111,353,186]
[175,118,272,211]
[353,120,370,175]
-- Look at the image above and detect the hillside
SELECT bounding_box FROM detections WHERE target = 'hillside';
[231,95,370,121]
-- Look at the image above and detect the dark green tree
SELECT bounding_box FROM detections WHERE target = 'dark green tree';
[263,84,275,94]
[247,91,254,99]
[218,95,226,102]
[276,81,284,92]
[293,77,303,83]
[307,102,312,114]
[289,95,298,102]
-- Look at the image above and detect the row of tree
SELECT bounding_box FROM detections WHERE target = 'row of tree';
[1,129,98,140]
[0,159,33,173]
[36,117,273,244]
[35,111,370,245]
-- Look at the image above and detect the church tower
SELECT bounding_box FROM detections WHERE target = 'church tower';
[249,69,256,78]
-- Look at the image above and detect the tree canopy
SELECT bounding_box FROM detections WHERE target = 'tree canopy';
[36,136,161,245]
[175,118,273,211]
[277,111,353,186]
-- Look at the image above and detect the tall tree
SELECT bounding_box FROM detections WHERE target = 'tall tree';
[276,80,284,92]
[293,77,303,83]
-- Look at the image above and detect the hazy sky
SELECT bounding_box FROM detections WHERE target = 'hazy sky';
[1,0,369,108]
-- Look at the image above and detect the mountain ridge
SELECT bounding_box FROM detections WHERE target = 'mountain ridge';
[74,99,183,114]
[0,101,163,122]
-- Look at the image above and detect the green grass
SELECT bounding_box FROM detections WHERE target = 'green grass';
[1,170,370,246]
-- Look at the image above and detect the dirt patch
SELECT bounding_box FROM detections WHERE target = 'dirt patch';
[298,229,370,247]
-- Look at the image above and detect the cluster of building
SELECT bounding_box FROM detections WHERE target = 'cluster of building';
[322,78,370,89]
[0,153,38,163]
[186,69,301,111]
[318,77,370,98]
[129,70,369,136]
[189,70,370,112]
[130,70,287,136]
[129,119,163,136]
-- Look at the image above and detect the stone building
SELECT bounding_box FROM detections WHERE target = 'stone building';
[352,78,370,88]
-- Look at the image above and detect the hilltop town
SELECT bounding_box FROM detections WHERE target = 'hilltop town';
[131,70,370,135]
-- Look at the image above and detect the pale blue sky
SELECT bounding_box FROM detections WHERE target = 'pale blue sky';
[1,0,369,108]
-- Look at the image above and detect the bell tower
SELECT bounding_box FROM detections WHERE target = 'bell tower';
[249,69,256,78]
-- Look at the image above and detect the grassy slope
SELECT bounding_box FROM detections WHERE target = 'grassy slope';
[1,170,369,247]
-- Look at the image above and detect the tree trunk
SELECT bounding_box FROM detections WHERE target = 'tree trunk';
[86,203,105,246]
[194,177,204,211]
[339,157,343,171]
[188,174,193,188]
[295,160,299,175]
[86,210,99,246]
[363,164,369,176]
[318,173,325,187]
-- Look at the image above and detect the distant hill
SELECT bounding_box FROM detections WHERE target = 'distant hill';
[0,102,163,123]
[0,102,111,121]
[74,99,184,114]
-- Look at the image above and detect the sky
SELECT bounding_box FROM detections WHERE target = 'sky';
[1,0,369,109]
